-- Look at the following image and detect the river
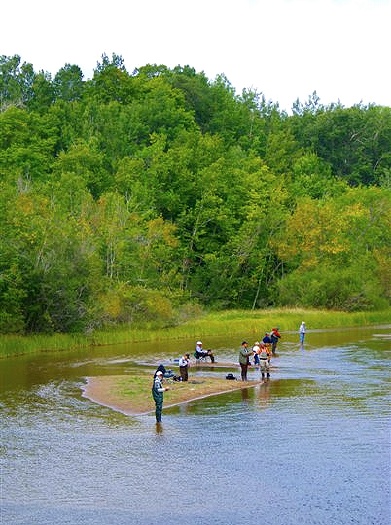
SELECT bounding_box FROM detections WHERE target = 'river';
[1,326,390,525]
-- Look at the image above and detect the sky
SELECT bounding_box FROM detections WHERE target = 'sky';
[2,0,390,112]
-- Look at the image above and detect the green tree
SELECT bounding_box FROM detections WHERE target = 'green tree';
[289,152,347,200]
[0,107,57,182]
[0,54,35,109]
[51,140,107,198]
[88,52,134,104]
[26,70,54,111]
[53,64,85,102]
[290,103,391,186]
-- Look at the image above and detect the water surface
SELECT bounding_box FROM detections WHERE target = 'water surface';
[1,326,390,524]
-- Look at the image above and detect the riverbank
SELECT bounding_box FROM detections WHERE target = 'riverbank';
[2,307,390,358]
[81,372,261,416]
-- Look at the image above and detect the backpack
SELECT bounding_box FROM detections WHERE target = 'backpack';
[226,373,237,380]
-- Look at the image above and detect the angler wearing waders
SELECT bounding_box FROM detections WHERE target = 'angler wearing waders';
[152,370,169,423]
[259,343,271,381]
[270,327,281,354]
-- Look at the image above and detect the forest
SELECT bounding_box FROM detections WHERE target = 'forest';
[0,53,390,334]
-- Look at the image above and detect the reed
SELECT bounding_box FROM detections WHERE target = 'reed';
[1,307,390,358]
[0,332,95,358]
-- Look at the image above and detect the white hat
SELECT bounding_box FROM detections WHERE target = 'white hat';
[156,370,163,376]
[196,341,202,345]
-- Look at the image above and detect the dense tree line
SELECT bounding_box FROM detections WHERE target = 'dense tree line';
[0,53,390,333]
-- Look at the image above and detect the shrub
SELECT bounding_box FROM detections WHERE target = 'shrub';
[97,284,175,326]
[276,263,388,311]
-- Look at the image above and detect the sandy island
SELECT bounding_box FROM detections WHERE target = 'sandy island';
[81,372,264,416]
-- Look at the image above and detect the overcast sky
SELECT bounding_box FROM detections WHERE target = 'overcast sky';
[2,0,390,112]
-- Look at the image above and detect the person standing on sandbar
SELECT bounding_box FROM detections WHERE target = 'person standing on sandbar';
[238,341,252,381]
[178,353,191,381]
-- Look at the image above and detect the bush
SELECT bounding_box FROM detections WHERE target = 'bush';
[97,284,175,326]
[0,311,25,333]
[276,262,388,311]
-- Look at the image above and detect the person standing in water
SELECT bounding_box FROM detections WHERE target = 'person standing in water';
[259,343,271,381]
[152,370,169,423]
[299,321,306,344]
[270,327,281,355]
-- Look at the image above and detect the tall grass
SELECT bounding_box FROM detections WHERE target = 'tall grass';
[1,307,390,358]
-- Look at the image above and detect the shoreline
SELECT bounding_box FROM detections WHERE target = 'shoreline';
[3,313,390,359]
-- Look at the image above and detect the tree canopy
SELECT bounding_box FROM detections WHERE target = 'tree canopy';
[0,54,390,333]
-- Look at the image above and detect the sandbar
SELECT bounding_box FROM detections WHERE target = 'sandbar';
[81,372,263,416]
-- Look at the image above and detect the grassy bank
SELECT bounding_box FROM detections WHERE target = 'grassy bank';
[1,307,390,358]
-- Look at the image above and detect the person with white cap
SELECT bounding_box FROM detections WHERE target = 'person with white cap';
[195,340,215,362]
[194,340,215,363]
[252,341,261,366]
[151,370,169,423]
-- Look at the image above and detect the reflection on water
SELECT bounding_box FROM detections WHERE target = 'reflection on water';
[1,326,390,525]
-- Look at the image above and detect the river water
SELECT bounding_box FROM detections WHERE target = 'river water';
[1,326,390,525]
